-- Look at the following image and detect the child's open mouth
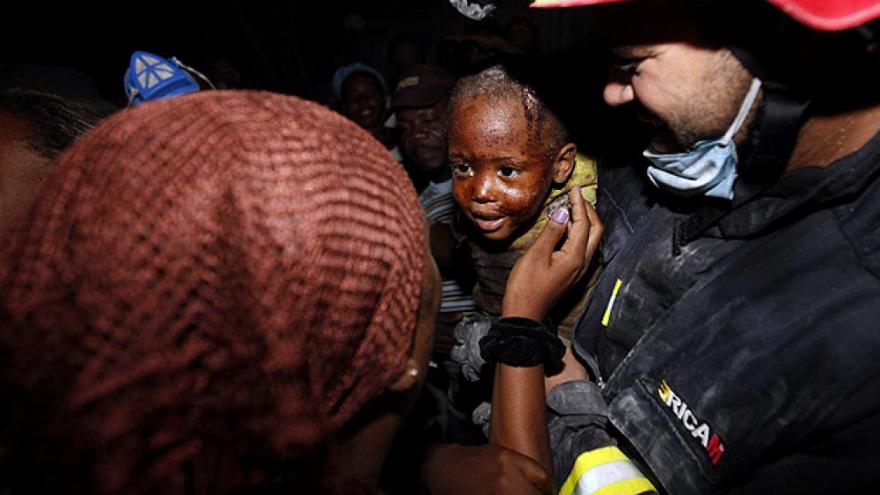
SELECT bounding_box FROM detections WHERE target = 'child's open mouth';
[472,214,505,232]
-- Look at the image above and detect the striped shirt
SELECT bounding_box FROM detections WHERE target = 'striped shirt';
[419,180,475,313]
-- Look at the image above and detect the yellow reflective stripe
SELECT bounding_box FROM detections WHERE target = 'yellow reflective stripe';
[592,476,656,495]
[575,460,645,494]
[559,446,629,495]
[601,279,624,327]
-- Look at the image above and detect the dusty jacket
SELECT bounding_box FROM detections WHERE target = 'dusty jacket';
[555,133,880,494]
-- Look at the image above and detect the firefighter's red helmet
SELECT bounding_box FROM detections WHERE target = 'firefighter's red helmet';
[530,0,880,31]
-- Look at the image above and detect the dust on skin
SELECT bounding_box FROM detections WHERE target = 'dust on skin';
[448,93,558,242]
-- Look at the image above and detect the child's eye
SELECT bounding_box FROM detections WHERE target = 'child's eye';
[498,166,519,178]
[451,163,472,177]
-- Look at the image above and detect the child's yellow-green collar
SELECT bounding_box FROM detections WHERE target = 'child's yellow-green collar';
[509,153,598,251]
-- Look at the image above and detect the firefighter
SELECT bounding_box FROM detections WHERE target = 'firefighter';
[428,0,880,493]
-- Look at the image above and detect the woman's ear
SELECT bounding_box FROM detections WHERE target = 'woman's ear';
[388,358,421,393]
[552,143,578,184]
[388,251,439,395]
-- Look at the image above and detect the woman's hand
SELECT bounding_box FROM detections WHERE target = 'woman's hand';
[502,187,603,321]
[421,443,553,495]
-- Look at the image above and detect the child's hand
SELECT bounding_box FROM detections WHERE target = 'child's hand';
[502,186,603,321]
[428,220,455,269]
[545,346,590,394]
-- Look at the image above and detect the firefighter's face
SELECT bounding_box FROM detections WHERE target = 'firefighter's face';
[603,42,755,153]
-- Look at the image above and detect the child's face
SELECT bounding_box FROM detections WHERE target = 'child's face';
[448,95,560,241]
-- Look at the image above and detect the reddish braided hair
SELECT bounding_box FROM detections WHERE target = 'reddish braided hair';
[0,90,424,493]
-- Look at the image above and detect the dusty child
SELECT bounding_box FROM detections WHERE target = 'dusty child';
[448,64,598,342]
[443,65,599,438]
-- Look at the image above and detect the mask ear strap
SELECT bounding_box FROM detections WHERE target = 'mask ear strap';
[171,57,216,90]
[722,78,762,145]
[123,68,139,105]
[738,84,811,182]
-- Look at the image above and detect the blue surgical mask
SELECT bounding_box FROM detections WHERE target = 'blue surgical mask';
[643,79,762,200]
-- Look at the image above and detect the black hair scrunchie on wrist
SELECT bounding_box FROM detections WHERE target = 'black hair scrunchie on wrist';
[479,317,565,367]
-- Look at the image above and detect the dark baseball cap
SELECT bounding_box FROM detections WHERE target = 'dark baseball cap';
[390,65,456,110]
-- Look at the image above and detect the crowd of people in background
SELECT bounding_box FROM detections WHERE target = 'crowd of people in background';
[1,0,880,493]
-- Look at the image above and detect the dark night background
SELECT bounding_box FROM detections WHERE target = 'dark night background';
[1,0,637,154]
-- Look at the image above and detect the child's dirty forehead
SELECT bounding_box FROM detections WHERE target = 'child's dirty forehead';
[450,92,564,150]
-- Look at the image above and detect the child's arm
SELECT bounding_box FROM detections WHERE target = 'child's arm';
[427,219,455,271]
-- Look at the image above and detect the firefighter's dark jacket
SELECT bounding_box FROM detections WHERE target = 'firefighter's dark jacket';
[552,131,880,494]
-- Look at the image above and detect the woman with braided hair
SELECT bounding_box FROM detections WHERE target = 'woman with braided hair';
[0,90,439,494]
